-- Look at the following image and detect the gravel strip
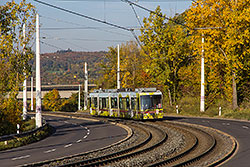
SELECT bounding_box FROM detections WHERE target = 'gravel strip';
[193,126,235,166]
[111,122,186,167]
[169,121,236,166]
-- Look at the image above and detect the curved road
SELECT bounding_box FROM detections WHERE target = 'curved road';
[0,115,127,167]
[167,116,250,167]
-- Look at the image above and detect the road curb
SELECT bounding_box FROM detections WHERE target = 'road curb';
[165,113,250,123]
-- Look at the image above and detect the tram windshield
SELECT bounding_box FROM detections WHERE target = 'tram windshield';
[140,95,162,110]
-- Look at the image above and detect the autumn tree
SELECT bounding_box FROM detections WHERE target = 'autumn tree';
[43,89,62,111]
[139,7,192,105]
[98,41,149,89]
[0,0,36,98]
[186,0,250,109]
[0,0,36,135]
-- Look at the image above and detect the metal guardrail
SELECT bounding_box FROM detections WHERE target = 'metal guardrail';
[0,121,47,142]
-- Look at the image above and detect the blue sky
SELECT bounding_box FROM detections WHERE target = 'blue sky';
[2,0,192,53]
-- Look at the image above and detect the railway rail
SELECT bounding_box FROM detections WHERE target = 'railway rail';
[25,112,237,167]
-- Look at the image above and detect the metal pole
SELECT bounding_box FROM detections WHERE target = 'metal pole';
[78,84,81,111]
[31,76,34,111]
[117,44,120,89]
[22,23,27,120]
[200,34,205,112]
[36,14,42,127]
[84,62,88,110]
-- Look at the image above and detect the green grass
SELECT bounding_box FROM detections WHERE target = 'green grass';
[21,118,36,132]
[222,108,250,120]
[164,96,250,120]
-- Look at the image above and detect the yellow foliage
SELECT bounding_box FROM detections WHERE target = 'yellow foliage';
[186,0,250,104]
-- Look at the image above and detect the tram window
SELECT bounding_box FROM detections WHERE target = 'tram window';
[111,97,117,108]
[94,97,97,108]
[126,98,130,109]
[99,98,102,109]
[102,98,107,108]
[152,95,162,109]
[131,98,135,110]
[137,98,140,110]
[140,95,162,110]
[119,98,123,110]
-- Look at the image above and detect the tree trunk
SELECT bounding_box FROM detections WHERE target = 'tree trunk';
[168,88,172,106]
[232,72,238,110]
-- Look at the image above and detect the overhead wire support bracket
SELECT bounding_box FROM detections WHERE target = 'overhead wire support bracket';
[121,0,190,29]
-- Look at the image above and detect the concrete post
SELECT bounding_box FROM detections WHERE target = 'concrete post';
[200,34,205,112]
[35,14,42,127]
[22,23,27,120]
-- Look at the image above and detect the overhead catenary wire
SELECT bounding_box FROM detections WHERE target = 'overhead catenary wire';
[34,0,131,31]
[57,0,192,2]
[43,36,128,42]
[40,40,64,50]
[34,0,141,45]
[40,32,89,50]
[40,15,133,37]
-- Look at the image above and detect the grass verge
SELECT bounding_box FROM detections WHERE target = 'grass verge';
[0,124,54,151]
[164,96,250,120]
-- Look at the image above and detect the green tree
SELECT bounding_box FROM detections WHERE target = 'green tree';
[139,7,191,105]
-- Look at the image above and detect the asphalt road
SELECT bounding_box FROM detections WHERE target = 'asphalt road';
[0,115,127,167]
[166,116,250,167]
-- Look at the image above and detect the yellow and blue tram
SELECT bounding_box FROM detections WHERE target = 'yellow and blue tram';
[88,88,163,120]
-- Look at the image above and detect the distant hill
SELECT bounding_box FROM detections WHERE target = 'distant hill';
[32,50,106,85]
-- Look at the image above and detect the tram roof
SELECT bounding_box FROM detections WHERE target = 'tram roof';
[89,88,162,97]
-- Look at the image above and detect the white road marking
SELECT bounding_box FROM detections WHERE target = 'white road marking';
[64,144,72,148]
[87,132,90,135]
[64,121,69,124]
[83,135,87,139]
[12,155,30,161]
[44,149,56,153]
[242,126,249,129]
[85,127,88,129]
[77,139,82,143]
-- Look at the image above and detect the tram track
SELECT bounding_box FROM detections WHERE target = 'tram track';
[26,112,237,167]
[58,122,167,167]
[148,121,217,167]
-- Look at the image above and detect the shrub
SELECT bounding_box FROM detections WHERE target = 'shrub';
[0,97,22,136]
[60,93,78,112]
[43,89,62,111]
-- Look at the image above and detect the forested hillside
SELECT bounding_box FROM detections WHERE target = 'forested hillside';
[33,50,106,85]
